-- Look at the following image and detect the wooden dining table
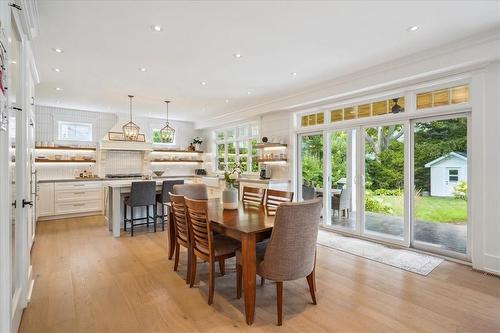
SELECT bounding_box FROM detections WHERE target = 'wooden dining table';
[167,199,275,325]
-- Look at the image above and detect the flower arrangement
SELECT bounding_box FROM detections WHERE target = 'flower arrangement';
[224,162,243,188]
[192,137,203,145]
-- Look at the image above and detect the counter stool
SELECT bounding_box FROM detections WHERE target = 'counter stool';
[156,179,184,231]
[124,181,157,236]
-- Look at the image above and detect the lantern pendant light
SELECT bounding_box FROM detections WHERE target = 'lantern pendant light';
[122,94,140,141]
[160,100,175,143]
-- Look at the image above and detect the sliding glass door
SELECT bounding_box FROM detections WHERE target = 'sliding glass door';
[362,123,407,243]
[299,133,324,201]
[411,115,469,259]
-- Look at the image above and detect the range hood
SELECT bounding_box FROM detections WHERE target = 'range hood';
[99,140,152,151]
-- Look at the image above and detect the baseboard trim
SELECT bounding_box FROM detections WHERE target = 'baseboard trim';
[37,211,103,221]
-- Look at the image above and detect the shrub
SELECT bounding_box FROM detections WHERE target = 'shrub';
[453,181,467,200]
[365,190,393,214]
[374,188,403,196]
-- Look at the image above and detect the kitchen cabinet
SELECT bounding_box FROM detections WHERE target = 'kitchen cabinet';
[37,183,55,217]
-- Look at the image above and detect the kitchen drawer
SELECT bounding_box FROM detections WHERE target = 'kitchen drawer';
[55,181,102,191]
[55,200,102,215]
[55,188,102,203]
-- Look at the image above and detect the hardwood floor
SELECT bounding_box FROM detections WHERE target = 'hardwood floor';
[20,215,500,332]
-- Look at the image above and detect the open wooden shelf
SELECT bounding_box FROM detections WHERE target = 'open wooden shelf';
[35,146,97,151]
[254,143,287,149]
[152,149,203,153]
[151,159,203,163]
[256,158,287,163]
[35,159,96,163]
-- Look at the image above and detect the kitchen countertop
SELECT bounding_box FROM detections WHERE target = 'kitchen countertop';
[38,175,290,184]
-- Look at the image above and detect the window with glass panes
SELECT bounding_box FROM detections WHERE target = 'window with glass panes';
[215,123,259,173]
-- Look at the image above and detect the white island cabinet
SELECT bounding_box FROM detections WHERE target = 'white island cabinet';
[37,183,55,217]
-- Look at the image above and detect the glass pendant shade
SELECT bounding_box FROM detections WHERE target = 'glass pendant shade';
[160,100,175,143]
[122,95,140,141]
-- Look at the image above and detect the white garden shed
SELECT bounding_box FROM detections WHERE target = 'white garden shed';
[425,152,467,197]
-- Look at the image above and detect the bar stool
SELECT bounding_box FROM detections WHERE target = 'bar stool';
[124,181,157,236]
[156,179,184,231]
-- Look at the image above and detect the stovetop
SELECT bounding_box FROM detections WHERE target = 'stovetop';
[105,173,143,179]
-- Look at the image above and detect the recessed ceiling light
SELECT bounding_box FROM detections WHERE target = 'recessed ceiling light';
[10,60,17,64]
[55,87,62,91]
[247,91,252,95]
[52,48,63,53]
[139,67,147,72]
[151,25,163,32]
[407,25,419,32]
[291,72,297,76]
[200,81,207,86]
[225,99,230,103]
[53,68,61,72]
[233,53,242,58]
[7,37,12,43]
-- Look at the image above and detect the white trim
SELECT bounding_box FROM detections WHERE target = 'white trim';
[424,152,467,168]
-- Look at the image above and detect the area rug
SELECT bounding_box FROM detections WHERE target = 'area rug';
[317,230,444,276]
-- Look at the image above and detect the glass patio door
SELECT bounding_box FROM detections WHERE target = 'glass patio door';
[411,115,469,259]
[325,128,358,232]
[361,122,409,245]
[298,133,324,202]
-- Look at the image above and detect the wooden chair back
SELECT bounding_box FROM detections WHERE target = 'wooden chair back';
[242,186,266,205]
[169,193,189,245]
[265,189,294,215]
[184,197,212,260]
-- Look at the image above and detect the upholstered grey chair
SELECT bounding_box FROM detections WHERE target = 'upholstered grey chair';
[172,183,208,200]
[157,180,184,231]
[124,181,157,236]
[332,187,351,217]
[236,198,323,325]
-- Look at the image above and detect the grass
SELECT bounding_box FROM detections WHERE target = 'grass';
[374,195,467,224]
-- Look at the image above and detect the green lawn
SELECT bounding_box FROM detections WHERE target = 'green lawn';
[374,195,467,224]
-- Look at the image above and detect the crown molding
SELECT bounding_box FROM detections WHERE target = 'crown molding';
[196,27,500,129]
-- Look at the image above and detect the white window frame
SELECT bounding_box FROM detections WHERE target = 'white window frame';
[448,168,459,182]
[57,121,93,142]
[214,122,259,173]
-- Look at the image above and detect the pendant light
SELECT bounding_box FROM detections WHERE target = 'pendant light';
[160,100,175,143]
[122,94,140,140]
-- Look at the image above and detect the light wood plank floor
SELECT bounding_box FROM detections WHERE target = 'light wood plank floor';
[20,215,500,333]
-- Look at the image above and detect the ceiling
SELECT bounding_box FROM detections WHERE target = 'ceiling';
[33,1,500,127]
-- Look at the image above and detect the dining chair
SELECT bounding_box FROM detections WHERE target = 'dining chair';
[242,186,266,205]
[184,197,241,305]
[265,189,294,215]
[156,180,184,231]
[172,183,208,200]
[236,198,322,325]
[169,193,192,284]
[123,181,157,236]
[332,187,351,218]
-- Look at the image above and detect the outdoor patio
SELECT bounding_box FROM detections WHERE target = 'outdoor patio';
[329,212,467,253]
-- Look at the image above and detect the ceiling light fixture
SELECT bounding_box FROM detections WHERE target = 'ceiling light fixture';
[160,100,175,143]
[122,95,140,141]
[233,53,242,58]
[52,48,63,53]
[10,60,17,64]
[247,91,252,95]
[55,87,62,91]
[200,81,207,85]
[291,72,297,76]
[407,25,419,32]
[53,68,61,72]
[151,25,163,32]
[139,67,147,72]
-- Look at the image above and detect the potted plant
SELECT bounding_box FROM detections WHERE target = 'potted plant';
[222,162,242,210]
[192,136,203,151]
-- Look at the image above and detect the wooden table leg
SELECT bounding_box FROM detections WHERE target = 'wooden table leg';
[168,207,175,260]
[241,233,256,325]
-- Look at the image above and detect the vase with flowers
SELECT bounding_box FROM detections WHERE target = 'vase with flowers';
[222,162,242,209]
[192,136,203,151]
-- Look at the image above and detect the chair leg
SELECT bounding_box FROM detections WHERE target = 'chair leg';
[261,276,265,286]
[161,204,165,231]
[306,271,317,305]
[173,243,180,271]
[130,207,134,237]
[153,204,157,232]
[236,264,242,299]
[276,281,283,326]
[186,245,191,284]
[123,204,127,231]
[146,205,150,229]
[208,259,215,305]
[189,252,197,288]
[218,259,225,276]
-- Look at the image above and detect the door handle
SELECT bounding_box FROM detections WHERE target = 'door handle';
[22,199,33,208]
